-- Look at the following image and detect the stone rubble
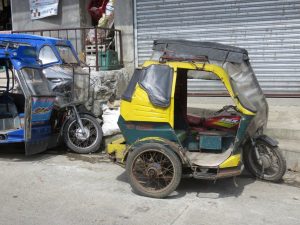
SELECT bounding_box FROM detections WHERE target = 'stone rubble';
[85,68,129,118]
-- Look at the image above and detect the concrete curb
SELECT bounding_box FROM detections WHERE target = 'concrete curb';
[278,139,300,172]
[266,128,300,141]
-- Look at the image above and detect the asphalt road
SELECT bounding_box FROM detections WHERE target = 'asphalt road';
[0,147,299,225]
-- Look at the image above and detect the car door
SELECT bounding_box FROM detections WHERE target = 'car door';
[15,66,55,155]
[24,95,55,155]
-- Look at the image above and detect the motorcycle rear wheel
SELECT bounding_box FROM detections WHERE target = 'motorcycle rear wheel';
[64,114,103,154]
[243,140,286,182]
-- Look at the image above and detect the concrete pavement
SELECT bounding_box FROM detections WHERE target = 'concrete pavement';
[0,150,299,225]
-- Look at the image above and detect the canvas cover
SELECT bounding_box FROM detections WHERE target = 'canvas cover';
[224,62,268,136]
[152,39,249,63]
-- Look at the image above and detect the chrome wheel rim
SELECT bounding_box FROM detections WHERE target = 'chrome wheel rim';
[252,144,280,178]
[67,118,98,149]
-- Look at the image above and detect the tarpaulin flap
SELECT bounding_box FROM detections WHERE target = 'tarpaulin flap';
[122,68,142,102]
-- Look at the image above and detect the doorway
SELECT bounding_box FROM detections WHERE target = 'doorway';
[0,0,11,31]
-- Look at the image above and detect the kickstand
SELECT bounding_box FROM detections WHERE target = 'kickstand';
[233,176,238,187]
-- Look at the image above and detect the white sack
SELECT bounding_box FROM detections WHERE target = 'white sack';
[101,104,120,136]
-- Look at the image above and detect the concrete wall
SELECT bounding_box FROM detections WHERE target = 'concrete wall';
[11,0,135,73]
[10,0,95,54]
[114,0,135,75]
[79,0,93,27]
[11,0,81,31]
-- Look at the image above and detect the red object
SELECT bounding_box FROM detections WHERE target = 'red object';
[203,115,241,132]
[87,0,109,23]
[187,114,241,132]
[187,114,203,126]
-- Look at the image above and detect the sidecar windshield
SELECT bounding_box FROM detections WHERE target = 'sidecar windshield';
[21,68,52,96]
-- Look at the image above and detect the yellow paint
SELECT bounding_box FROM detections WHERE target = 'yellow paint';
[213,121,236,128]
[121,84,175,127]
[111,137,125,144]
[133,136,165,144]
[219,154,241,168]
[107,143,127,160]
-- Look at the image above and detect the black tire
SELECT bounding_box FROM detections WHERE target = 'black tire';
[63,114,103,154]
[243,140,286,182]
[126,143,182,198]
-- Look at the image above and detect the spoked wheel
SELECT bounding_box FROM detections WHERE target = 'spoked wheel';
[64,114,103,154]
[126,143,182,198]
[244,140,286,182]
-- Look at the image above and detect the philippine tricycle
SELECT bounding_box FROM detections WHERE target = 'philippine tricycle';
[107,40,286,198]
[0,35,102,155]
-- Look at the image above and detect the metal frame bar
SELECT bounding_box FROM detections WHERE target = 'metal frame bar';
[133,0,138,68]
[12,27,123,71]
[187,93,300,98]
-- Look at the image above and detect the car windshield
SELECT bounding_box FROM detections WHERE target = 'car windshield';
[56,45,78,64]
[39,45,59,65]
[21,68,52,96]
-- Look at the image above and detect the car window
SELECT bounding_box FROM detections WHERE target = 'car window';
[39,45,59,65]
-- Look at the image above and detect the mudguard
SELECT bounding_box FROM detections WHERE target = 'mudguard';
[79,111,98,118]
[124,137,190,166]
[256,135,279,147]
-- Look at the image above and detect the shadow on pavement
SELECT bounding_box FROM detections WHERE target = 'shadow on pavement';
[116,170,255,199]
[0,143,65,162]
[0,143,109,164]
[116,171,128,183]
[65,152,110,164]
[171,174,255,199]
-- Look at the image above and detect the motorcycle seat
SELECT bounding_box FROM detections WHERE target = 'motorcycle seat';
[187,114,204,126]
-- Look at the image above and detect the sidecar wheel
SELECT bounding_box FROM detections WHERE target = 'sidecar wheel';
[64,114,103,154]
[244,140,286,182]
[126,143,182,198]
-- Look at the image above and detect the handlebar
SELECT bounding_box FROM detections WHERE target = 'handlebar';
[213,105,238,116]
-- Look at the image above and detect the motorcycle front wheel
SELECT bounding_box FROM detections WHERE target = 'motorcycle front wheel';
[63,114,103,154]
[243,140,286,182]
